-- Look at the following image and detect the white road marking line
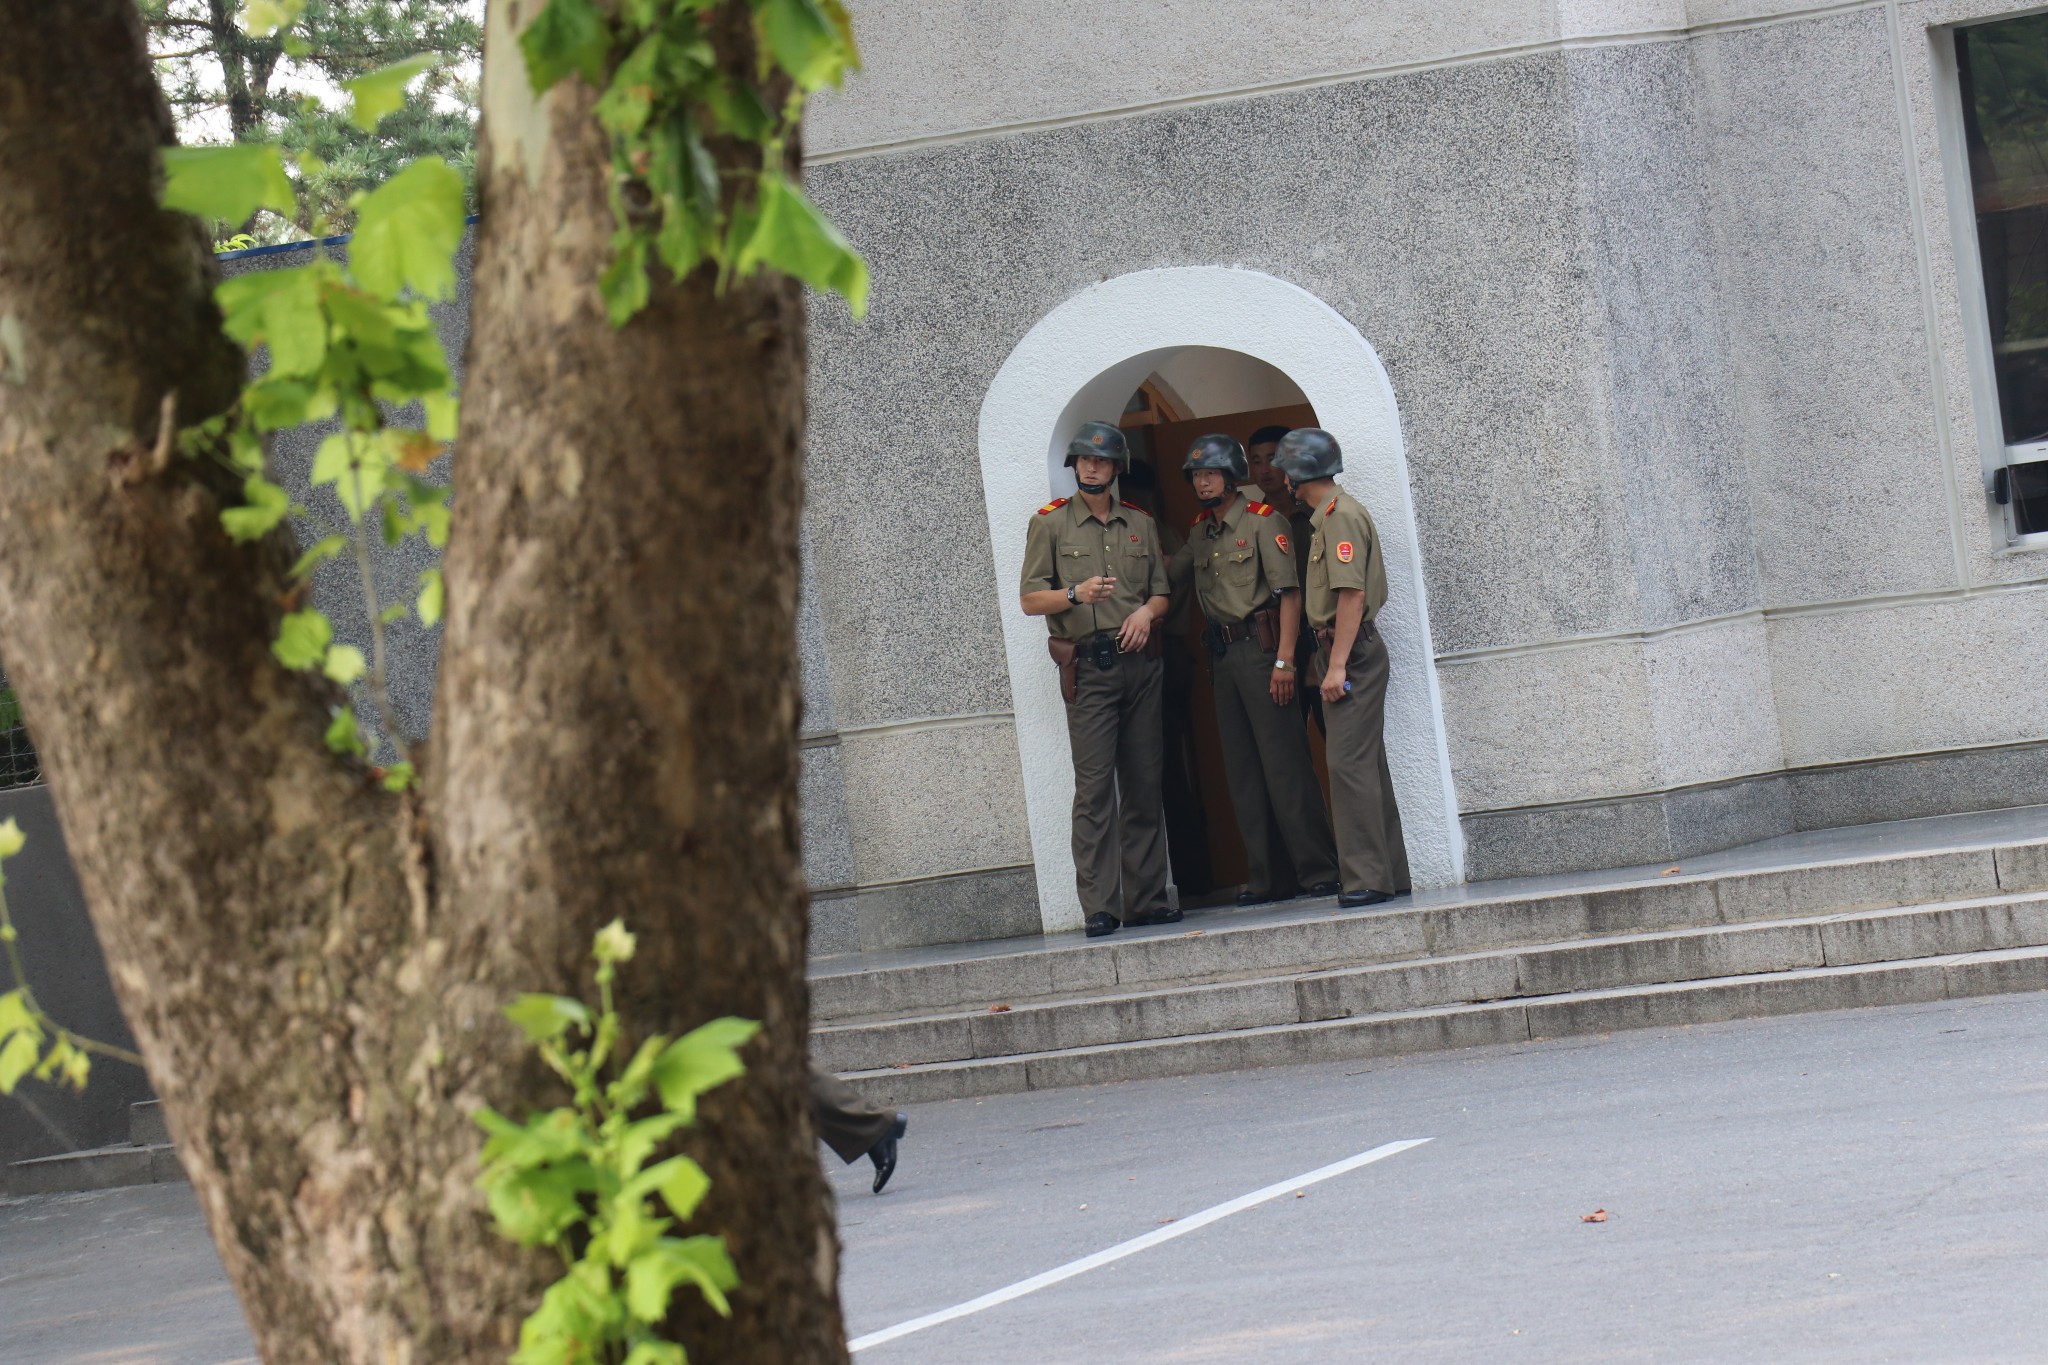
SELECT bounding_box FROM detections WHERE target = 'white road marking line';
[847,1137,1432,1354]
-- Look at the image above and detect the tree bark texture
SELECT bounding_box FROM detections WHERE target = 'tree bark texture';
[0,2,846,1362]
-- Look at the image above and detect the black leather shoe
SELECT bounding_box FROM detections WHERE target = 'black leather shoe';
[1338,889,1393,908]
[1235,888,1286,907]
[1124,905,1183,926]
[1084,912,1120,938]
[869,1113,907,1194]
[1306,881,1342,898]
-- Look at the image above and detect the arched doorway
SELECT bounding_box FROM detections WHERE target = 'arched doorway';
[978,267,1462,932]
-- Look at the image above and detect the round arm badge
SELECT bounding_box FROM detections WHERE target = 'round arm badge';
[1336,540,1356,563]
[1275,532,1290,554]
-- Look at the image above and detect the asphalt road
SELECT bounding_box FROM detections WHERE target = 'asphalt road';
[7,992,2048,1363]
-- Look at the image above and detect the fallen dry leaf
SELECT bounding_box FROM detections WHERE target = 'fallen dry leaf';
[1183,930,1206,937]
[988,1004,1012,1013]
[1158,1217,1177,1225]
[1659,866,1681,877]
[891,1063,912,1070]
[1581,1209,1608,1223]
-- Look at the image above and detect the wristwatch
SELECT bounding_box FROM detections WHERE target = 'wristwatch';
[1273,659,1293,671]
[1066,585,1080,606]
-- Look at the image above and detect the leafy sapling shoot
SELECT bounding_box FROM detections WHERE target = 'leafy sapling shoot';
[475,918,759,1365]
[0,820,143,1097]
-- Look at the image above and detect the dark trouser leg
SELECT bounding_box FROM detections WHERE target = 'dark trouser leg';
[810,1067,894,1164]
[1157,644,1215,896]
[1318,630,1407,895]
[1211,639,1279,895]
[1065,660,1123,919]
[1114,653,1170,919]
[1226,640,1339,888]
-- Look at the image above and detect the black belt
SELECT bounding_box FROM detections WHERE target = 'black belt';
[1313,619,1378,651]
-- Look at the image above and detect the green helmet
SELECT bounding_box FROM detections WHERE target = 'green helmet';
[1272,427,1343,481]
[1182,433,1248,484]
[1065,421,1130,468]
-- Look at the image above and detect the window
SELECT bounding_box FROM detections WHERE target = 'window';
[1955,12,2048,537]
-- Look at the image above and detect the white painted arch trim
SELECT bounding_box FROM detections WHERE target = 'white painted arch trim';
[978,266,1464,932]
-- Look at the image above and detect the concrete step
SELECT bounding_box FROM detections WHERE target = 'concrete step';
[813,837,2048,1025]
[128,1099,168,1147]
[838,943,2048,1106]
[813,889,2048,1073]
[4,1141,184,1197]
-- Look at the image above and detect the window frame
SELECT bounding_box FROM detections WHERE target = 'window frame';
[1935,8,2048,548]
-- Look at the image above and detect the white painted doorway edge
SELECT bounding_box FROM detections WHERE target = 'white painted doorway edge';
[977,266,1465,933]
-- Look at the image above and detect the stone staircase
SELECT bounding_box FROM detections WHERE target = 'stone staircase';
[6,1099,183,1197]
[815,816,2048,1106]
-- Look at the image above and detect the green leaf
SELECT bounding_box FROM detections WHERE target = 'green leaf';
[380,603,408,625]
[350,157,466,301]
[734,175,868,316]
[345,52,444,133]
[311,432,383,522]
[324,708,367,757]
[422,391,459,442]
[520,0,612,92]
[755,0,849,90]
[381,761,416,792]
[0,989,36,1039]
[621,1342,686,1365]
[655,1155,711,1221]
[599,231,652,328]
[273,609,333,671]
[651,1017,759,1116]
[0,1031,38,1094]
[323,643,367,684]
[291,535,349,580]
[220,475,292,543]
[617,1112,689,1178]
[476,1106,586,1169]
[625,1235,738,1322]
[162,144,295,226]
[594,34,663,137]
[503,993,592,1044]
[416,568,445,627]
[239,0,306,37]
[704,77,773,141]
[485,1160,599,1247]
[215,266,327,377]
[0,817,23,860]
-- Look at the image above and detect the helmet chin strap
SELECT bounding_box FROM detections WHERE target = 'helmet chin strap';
[1075,477,1112,495]
[1197,494,1226,509]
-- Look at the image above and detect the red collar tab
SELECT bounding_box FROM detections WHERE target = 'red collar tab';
[1189,512,1206,527]
[1037,497,1070,515]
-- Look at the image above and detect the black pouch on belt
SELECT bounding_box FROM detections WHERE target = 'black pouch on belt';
[1047,636,1079,704]
[1201,621,1227,660]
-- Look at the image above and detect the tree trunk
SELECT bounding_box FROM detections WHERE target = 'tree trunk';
[0,3,846,1362]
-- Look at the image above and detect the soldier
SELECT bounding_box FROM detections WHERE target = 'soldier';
[1019,421,1178,938]
[810,1068,907,1194]
[1249,424,1322,734]
[1272,428,1411,908]
[1172,435,1340,906]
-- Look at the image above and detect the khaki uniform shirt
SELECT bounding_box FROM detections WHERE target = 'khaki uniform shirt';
[1170,492,1297,625]
[1305,487,1388,629]
[1021,494,1170,641]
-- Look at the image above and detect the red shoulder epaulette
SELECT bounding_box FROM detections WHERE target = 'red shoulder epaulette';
[1245,501,1274,517]
[1190,511,1206,527]
[1324,498,1339,516]
[1120,500,1152,517]
[1037,498,1069,515]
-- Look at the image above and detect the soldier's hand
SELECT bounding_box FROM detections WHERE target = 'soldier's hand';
[1117,608,1153,653]
[1320,665,1348,704]
[1078,575,1115,605]
[1270,666,1295,707]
